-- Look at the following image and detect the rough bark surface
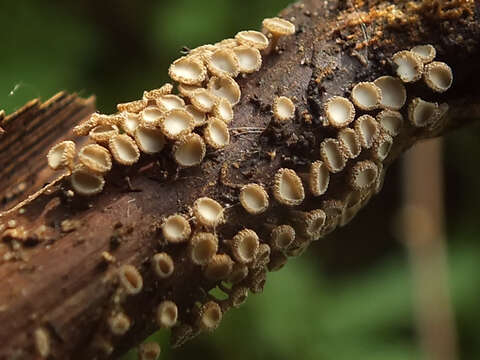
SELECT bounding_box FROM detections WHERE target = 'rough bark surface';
[0,0,479,359]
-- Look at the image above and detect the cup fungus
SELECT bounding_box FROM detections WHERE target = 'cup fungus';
[228,263,249,284]
[204,117,230,149]
[253,243,271,268]
[120,112,140,136]
[189,232,218,266]
[235,30,269,50]
[392,50,424,83]
[354,115,380,149]
[229,286,249,308]
[169,56,207,85]
[337,128,361,159]
[47,140,76,171]
[197,301,223,332]
[204,254,233,281]
[377,110,403,137]
[411,44,436,63]
[262,17,296,51]
[216,38,239,49]
[138,342,161,360]
[143,84,173,100]
[239,183,269,215]
[89,124,119,144]
[324,96,355,128]
[273,168,305,206]
[160,109,195,140]
[292,209,326,241]
[309,160,330,196]
[109,134,140,165]
[213,97,234,124]
[373,76,407,110]
[156,95,186,112]
[249,268,267,294]
[185,104,207,127]
[193,197,224,228]
[320,138,347,173]
[270,224,295,251]
[207,48,240,78]
[208,76,241,105]
[117,99,148,114]
[233,45,262,73]
[273,96,296,123]
[372,132,393,161]
[78,144,112,173]
[173,133,206,167]
[231,229,260,264]
[351,82,382,111]
[118,264,143,295]
[424,61,453,93]
[350,160,378,190]
[162,214,192,243]
[34,327,50,358]
[141,106,164,127]
[134,126,166,155]
[178,83,201,98]
[71,165,105,196]
[190,88,218,113]
[156,301,178,328]
[408,97,439,127]
[152,252,174,279]
[108,312,131,336]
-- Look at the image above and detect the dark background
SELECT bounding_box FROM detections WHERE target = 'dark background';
[0,1,479,359]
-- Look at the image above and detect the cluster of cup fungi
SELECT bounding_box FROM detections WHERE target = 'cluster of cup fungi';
[41,13,453,359]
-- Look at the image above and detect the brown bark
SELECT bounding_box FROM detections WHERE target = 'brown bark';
[0,0,479,359]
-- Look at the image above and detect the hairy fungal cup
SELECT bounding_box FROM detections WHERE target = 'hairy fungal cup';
[189,232,218,266]
[71,165,105,196]
[411,44,436,63]
[169,56,207,85]
[270,225,295,251]
[138,342,161,360]
[423,61,453,93]
[355,115,379,149]
[324,96,355,128]
[204,117,230,149]
[193,197,224,228]
[208,76,241,105]
[118,264,143,295]
[173,133,206,167]
[162,214,192,243]
[134,126,166,154]
[392,50,424,82]
[152,253,174,279]
[373,76,406,110]
[273,168,305,206]
[239,184,269,215]
[204,254,233,281]
[273,96,295,123]
[78,144,112,173]
[231,229,260,264]
[309,161,330,196]
[235,30,269,50]
[109,134,140,166]
[350,161,378,190]
[351,82,381,110]
[408,98,439,127]
[320,138,347,173]
[156,301,178,328]
[47,141,75,171]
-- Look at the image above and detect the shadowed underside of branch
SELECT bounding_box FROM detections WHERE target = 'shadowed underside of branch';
[0,0,479,359]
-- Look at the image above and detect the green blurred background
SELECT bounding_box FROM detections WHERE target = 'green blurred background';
[1,1,479,359]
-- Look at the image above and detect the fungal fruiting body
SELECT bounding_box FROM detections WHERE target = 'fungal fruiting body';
[118,265,143,295]
[47,141,76,171]
[138,342,161,360]
[156,301,178,328]
[324,96,355,128]
[273,168,305,206]
[162,214,192,243]
[152,252,174,279]
[70,165,105,196]
[273,96,295,123]
[231,229,260,264]
[197,301,222,332]
[351,82,381,111]
[239,184,269,215]
[189,232,218,266]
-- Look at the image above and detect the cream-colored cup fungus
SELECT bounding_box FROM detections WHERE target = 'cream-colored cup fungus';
[408,97,439,127]
[373,76,407,110]
[273,96,296,123]
[233,45,262,73]
[156,301,178,328]
[189,232,218,266]
[72,113,120,136]
[117,99,148,114]
[160,109,195,140]
[138,342,161,360]
[268,251,288,272]
[320,138,347,173]
[208,76,241,105]
[207,48,240,78]
[213,97,234,124]
[231,229,260,264]
[190,43,217,57]
[230,286,249,308]
[118,264,143,295]
[193,197,224,228]
[376,110,403,136]
[120,112,140,136]
[350,160,378,190]
[178,83,201,98]
[204,254,234,281]
[424,61,453,93]
[89,124,119,144]
[197,301,223,332]
[239,183,269,215]
[143,83,173,100]
[293,209,326,241]
[228,263,249,284]
[109,134,140,165]
[185,104,207,127]
[156,95,186,112]
[324,96,355,128]
[235,30,270,50]
[411,44,436,63]
[204,117,230,149]
[47,140,76,171]
[273,168,305,206]
[190,88,218,113]
[354,114,380,149]
[78,144,112,173]
[372,132,393,162]
[270,224,295,251]
[392,50,424,83]
[162,214,192,243]
[216,38,239,49]
[152,252,174,279]
[337,128,361,159]
[34,328,50,358]
[254,243,271,268]
[309,160,330,196]
[141,106,164,127]
[71,165,105,196]
[173,133,206,167]
[169,56,207,85]
[262,17,296,37]
[134,126,166,155]
[351,82,382,111]
[108,312,131,336]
